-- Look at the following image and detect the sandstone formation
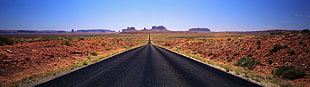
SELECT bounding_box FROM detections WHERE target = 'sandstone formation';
[122,27,136,32]
[150,26,168,31]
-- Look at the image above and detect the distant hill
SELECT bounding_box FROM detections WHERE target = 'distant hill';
[0,30,66,33]
[77,29,115,33]
[189,28,211,32]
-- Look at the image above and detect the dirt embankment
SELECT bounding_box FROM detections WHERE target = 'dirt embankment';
[0,37,139,86]
[162,33,310,86]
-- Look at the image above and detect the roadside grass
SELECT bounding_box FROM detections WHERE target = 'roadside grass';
[82,61,88,65]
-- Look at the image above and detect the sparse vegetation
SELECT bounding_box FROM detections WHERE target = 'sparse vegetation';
[302,29,310,35]
[256,40,261,45]
[87,56,91,59]
[108,42,115,46]
[78,37,85,41]
[288,50,295,55]
[234,58,260,70]
[227,58,233,62]
[227,38,231,41]
[270,44,283,52]
[0,36,15,45]
[274,66,306,80]
[90,52,98,56]
[101,43,106,46]
[205,43,211,46]
[191,52,197,54]
[82,61,88,65]
[299,41,306,47]
[63,40,72,46]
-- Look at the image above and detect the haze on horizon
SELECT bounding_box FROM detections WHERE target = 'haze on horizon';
[0,0,309,31]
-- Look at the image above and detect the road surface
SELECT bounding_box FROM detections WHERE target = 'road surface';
[37,34,261,87]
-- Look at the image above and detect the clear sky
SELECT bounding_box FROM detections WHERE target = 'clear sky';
[0,0,309,31]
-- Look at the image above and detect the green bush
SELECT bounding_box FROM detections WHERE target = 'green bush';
[186,51,190,54]
[227,58,233,62]
[256,40,261,45]
[101,43,106,46]
[270,44,283,52]
[90,52,98,56]
[63,40,72,46]
[299,41,306,47]
[288,50,295,55]
[274,66,306,80]
[205,44,211,46]
[227,38,231,41]
[87,56,91,59]
[105,49,111,51]
[234,57,260,70]
[82,61,88,65]
[78,38,85,41]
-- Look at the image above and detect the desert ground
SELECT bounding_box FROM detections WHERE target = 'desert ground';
[151,30,310,87]
[0,30,309,87]
[0,33,147,86]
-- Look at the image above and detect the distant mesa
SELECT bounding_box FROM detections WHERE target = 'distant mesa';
[76,29,115,33]
[150,26,168,31]
[121,25,169,32]
[189,28,211,32]
[122,27,136,32]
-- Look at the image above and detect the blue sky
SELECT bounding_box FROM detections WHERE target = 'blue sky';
[0,0,309,31]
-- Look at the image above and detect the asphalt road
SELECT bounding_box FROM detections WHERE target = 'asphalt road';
[37,35,261,87]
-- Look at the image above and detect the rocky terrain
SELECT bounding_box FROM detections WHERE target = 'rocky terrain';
[159,31,310,86]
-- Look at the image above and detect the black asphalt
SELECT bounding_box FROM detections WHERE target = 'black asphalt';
[37,34,261,87]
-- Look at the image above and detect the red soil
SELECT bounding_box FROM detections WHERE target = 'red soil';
[162,33,310,86]
[0,37,138,86]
